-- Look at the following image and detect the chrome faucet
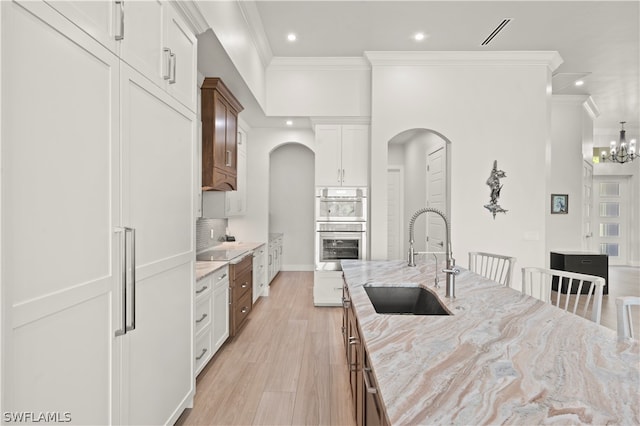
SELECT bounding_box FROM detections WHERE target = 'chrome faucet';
[408,208,460,298]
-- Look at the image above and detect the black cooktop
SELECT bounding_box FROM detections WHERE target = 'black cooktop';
[196,248,249,262]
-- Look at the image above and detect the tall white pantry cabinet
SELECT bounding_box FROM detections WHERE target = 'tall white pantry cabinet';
[0,1,198,425]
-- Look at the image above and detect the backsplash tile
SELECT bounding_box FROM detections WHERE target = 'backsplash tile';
[196,218,228,252]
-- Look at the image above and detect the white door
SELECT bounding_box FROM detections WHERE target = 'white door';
[120,63,195,425]
[387,166,404,260]
[582,161,594,251]
[426,147,447,260]
[164,6,198,111]
[341,125,369,187]
[315,125,342,186]
[593,176,629,266]
[1,1,119,422]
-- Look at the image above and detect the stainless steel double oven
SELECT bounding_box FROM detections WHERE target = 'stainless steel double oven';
[315,187,367,271]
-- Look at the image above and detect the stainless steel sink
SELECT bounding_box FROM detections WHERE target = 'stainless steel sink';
[364,285,451,316]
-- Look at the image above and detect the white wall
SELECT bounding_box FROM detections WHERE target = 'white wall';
[367,52,561,287]
[266,58,371,117]
[269,143,315,270]
[228,127,316,263]
[547,95,595,254]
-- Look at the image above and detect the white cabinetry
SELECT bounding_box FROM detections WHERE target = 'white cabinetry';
[314,271,344,306]
[202,128,247,218]
[268,235,284,284]
[0,1,197,424]
[195,266,228,376]
[252,244,267,302]
[315,124,369,187]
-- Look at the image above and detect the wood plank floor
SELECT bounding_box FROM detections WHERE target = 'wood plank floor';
[176,266,638,425]
[176,272,355,426]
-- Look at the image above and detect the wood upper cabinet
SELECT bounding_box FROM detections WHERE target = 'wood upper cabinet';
[201,77,244,191]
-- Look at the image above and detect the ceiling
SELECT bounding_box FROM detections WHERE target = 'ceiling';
[200,1,639,145]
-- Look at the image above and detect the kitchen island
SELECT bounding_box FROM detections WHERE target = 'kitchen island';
[341,259,640,425]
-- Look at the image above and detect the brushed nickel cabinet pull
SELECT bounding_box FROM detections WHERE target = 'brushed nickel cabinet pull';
[241,307,248,314]
[196,313,208,323]
[195,348,208,360]
[196,285,208,294]
[115,1,124,41]
[162,48,171,80]
[169,53,176,84]
[363,367,377,394]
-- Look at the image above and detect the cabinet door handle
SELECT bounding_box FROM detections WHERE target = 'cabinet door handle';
[195,348,208,360]
[196,313,208,323]
[226,150,232,167]
[163,48,172,80]
[241,307,249,314]
[218,273,227,280]
[241,282,249,288]
[363,367,378,394]
[115,226,136,336]
[115,0,125,41]
[337,169,341,183]
[169,52,176,84]
[342,169,345,183]
[196,285,208,294]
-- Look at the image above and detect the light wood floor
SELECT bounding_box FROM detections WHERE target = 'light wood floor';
[176,271,355,426]
[176,267,638,426]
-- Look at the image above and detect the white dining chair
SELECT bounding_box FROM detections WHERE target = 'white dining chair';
[468,252,516,286]
[521,267,605,324]
[616,296,640,340]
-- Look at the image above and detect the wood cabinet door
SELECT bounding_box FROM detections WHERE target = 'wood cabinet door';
[1,1,120,422]
[213,94,229,170]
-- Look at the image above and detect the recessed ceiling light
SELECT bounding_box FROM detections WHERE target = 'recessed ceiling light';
[286,120,293,126]
[414,32,426,41]
[575,80,584,86]
[287,33,297,42]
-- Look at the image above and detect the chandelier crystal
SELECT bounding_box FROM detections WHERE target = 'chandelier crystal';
[601,121,636,164]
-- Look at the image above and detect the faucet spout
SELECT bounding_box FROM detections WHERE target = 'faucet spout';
[407,208,459,297]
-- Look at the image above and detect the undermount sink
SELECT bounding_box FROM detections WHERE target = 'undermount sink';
[364,285,451,316]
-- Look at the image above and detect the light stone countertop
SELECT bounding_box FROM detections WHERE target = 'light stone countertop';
[195,242,265,281]
[341,259,640,425]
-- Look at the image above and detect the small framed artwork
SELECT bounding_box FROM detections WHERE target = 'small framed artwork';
[551,194,569,214]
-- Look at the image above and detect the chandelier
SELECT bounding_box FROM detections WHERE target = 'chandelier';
[601,122,636,163]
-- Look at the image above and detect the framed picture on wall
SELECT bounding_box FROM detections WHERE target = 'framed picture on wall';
[551,194,569,214]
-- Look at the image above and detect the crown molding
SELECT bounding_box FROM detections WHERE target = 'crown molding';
[170,1,209,35]
[552,95,600,120]
[364,51,563,72]
[268,57,371,71]
[237,1,273,67]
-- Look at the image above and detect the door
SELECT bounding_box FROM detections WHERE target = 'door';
[341,125,369,186]
[426,147,447,259]
[387,166,404,260]
[315,125,342,186]
[120,63,195,425]
[582,161,594,250]
[164,6,197,111]
[1,1,119,422]
[593,176,629,266]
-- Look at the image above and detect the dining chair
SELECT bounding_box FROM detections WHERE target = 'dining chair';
[521,267,605,324]
[468,252,516,286]
[616,296,640,340]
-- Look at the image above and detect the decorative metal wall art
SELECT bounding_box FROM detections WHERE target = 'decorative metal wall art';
[484,160,508,219]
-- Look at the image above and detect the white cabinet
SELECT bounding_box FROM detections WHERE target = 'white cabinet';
[195,265,228,376]
[0,1,197,424]
[315,124,369,187]
[314,271,344,306]
[45,0,197,112]
[201,128,247,218]
[268,235,284,284]
[252,244,267,302]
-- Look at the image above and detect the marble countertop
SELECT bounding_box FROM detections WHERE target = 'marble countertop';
[341,259,640,425]
[195,242,265,281]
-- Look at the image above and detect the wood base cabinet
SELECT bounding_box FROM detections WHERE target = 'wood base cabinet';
[201,78,244,191]
[229,254,253,337]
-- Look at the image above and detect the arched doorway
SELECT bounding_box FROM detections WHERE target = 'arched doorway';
[387,129,451,261]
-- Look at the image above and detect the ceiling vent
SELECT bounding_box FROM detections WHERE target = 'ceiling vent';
[481,18,512,46]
